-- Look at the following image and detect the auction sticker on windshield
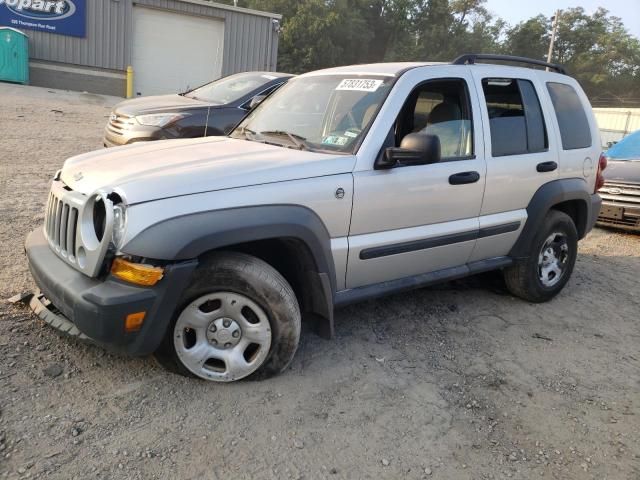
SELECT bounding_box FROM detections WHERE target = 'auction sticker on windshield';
[336,79,384,92]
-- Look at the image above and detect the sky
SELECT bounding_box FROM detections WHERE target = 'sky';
[484,0,640,39]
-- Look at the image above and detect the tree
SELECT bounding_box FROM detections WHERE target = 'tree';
[503,15,549,60]
[214,0,640,105]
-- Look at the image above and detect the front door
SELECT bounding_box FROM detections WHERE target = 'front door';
[346,71,487,288]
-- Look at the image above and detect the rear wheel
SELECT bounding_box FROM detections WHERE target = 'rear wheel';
[155,252,301,382]
[504,210,578,303]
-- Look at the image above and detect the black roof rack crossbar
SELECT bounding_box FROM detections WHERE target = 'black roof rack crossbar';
[452,54,567,75]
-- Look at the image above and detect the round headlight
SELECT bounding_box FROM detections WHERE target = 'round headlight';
[112,204,127,249]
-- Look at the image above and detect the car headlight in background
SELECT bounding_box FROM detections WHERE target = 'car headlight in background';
[112,204,127,249]
[135,113,187,127]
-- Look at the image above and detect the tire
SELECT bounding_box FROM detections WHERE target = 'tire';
[155,252,301,382]
[504,210,578,303]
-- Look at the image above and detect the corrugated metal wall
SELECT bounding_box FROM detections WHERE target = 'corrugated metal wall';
[27,0,130,71]
[27,0,279,74]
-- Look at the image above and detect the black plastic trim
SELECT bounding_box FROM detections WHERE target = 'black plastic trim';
[335,256,513,307]
[123,204,338,293]
[360,221,521,260]
[453,54,567,75]
[359,230,478,260]
[509,178,593,258]
[537,161,558,173]
[478,221,521,238]
[449,171,480,185]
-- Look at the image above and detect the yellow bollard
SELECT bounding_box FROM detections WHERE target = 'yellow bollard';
[126,66,134,98]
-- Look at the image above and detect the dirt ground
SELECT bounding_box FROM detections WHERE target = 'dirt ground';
[0,83,639,480]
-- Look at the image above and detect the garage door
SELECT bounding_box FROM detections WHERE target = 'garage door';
[132,7,225,97]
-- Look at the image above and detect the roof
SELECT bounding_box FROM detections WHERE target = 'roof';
[300,61,566,78]
[302,63,443,77]
[0,27,28,37]
[176,0,282,19]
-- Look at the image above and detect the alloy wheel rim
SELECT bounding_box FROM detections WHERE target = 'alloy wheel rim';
[174,291,272,382]
[537,232,570,288]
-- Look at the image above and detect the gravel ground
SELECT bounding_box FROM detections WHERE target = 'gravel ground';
[1,84,639,480]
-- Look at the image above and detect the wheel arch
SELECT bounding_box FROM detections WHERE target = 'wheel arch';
[509,178,592,259]
[122,205,336,338]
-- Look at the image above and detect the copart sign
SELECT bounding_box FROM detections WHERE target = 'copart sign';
[0,0,86,37]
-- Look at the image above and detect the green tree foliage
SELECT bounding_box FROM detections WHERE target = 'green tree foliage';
[214,0,639,104]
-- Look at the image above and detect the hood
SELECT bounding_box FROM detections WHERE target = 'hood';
[60,137,356,204]
[113,94,208,116]
[604,160,640,184]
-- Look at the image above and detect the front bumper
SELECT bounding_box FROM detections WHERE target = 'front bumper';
[596,200,640,232]
[25,228,197,355]
[103,124,165,147]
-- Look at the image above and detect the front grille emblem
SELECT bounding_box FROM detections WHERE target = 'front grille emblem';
[607,188,622,195]
[110,113,117,122]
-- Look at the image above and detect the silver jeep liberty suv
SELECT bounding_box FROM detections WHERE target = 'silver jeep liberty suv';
[25,54,604,382]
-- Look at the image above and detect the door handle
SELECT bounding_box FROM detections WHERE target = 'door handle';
[449,171,480,185]
[536,161,558,173]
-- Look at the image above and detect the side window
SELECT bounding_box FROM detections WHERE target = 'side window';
[546,82,592,150]
[482,78,548,157]
[395,79,473,160]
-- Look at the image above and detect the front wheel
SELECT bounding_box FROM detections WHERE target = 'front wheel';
[504,210,578,303]
[155,252,301,382]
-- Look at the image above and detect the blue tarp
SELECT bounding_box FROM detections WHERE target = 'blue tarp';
[606,130,640,160]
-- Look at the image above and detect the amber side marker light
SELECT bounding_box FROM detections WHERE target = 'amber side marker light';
[125,312,146,333]
[111,257,164,287]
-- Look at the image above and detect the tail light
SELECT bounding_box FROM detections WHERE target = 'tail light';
[595,153,607,193]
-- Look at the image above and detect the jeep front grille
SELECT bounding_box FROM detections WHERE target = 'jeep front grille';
[45,191,79,261]
[43,180,114,277]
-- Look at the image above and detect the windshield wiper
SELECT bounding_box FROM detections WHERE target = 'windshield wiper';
[259,130,312,151]
[235,127,282,148]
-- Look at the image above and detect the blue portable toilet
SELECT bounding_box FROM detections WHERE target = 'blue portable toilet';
[0,27,29,85]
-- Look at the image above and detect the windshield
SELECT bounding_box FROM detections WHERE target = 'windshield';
[606,130,640,161]
[185,73,280,104]
[230,75,395,154]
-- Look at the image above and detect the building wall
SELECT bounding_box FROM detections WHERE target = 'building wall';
[22,0,280,96]
[27,0,130,71]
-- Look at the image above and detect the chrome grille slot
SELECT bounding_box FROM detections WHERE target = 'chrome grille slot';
[45,191,79,260]
[107,113,135,135]
[68,207,79,257]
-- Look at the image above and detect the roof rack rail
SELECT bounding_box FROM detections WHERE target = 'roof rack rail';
[452,54,567,75]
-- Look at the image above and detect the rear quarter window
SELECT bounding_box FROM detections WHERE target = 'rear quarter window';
[546,82,592,150]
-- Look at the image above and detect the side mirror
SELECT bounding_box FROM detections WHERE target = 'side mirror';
[375,133,441,170]
[248,95,267,109]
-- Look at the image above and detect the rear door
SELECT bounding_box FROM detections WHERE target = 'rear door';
[346,67,487,288]
[468,67,559,261]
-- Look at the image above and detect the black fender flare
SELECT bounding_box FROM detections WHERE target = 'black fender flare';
[122,205,337,337]
[509,178,592,259]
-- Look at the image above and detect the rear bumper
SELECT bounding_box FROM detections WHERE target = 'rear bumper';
[25,227,197,355]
